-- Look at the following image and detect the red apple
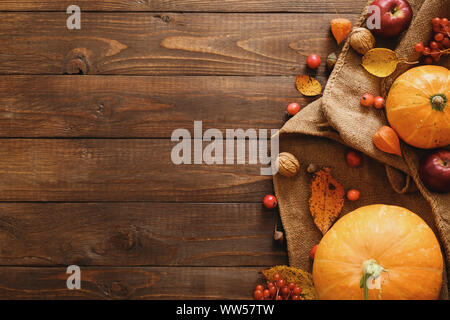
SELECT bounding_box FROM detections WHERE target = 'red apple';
[420,149,450,193]
[367,0,413,38]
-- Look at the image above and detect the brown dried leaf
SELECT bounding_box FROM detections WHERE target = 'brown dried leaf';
[296,75,322,96]
[262,266,317,300]
[309,167,345,235]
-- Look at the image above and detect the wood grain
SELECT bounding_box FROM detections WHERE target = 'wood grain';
[0,75,322,137]
[0,12,360,75]
[0,0,365,13]
[0,202,287,266]
[0,266,265,299]
[0,139,273,202]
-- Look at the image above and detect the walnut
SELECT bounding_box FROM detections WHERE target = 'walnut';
[350,27,375,55]
[276,152,300,178]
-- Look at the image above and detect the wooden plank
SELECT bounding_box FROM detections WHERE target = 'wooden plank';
[0,266,264,299]
[0,75,320,138]
[0,12,360,75]
[0,139,273,202]
[0,202,286,266]
[0,0,365,13]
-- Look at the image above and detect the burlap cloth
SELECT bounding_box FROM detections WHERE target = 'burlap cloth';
[273,0,449,299]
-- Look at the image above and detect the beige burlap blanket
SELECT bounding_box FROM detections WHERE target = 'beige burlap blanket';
[273,0,449,299]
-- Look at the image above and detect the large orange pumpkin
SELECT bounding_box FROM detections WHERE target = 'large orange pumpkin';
[386,65,449,149]
[313,205,443,300]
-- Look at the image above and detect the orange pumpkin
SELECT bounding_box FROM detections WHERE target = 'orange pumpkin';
[386,65,449,149]
[313,205,443,300]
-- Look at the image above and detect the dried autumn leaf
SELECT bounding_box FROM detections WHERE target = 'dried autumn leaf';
[362,48,399,77]
[296,75,322,96]
[262,266,317,300]
[309,167,345,235]
[331,18,352,45]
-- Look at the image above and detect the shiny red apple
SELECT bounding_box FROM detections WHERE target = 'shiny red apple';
[420,149,450,193]
[367,0,413,38]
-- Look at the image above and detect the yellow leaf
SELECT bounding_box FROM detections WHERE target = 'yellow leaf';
[361,48,399,77]
[296,75,322,96]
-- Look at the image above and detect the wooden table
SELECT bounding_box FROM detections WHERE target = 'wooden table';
[0,0,365,299]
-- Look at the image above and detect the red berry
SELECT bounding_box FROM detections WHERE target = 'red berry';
[347,189,361,201]
[273,273,281,282]
[293,286,302,295]
[346,150,363,167]
[432,17,441,26]
[256,284,264,291]
[442,37,450,48]
[414,42,424,53]
[254,289,263,300]
[309,244,318,260]
[441,18,448,26]
[267,281,274,288]
[276,279,286,288]
[269,286,277,296]
[430,41,439,50]
[263,289,270,299]
[430,49,440,58]
[306,54,321,69]
[374,96,385,109]
[360,93,374,107]
[263,194,277,209]
[435,33,444,42]
[288,282,296,290]
[433,24,442,33]
[281,286,290,296]
[276,295,283,300]
[292,295,300,300]
[432,53,441,62]
[286,102,301,116]
[423,47,431,55]
[424,56,433,65]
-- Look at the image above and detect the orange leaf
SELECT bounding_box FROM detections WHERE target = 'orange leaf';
[296,75,322,96]
[309,167,345,235]
[331,18,352,45]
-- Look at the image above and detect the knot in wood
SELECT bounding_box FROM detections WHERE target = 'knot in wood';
[112,229,139,252]
[93,103,113,119]
[64,58,87,75]
[110,281,129,298]
[155,14,171,23]
[63,48,91,75]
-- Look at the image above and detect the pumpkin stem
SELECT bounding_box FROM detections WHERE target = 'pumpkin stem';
[360,259,387,300]
[430,94,447,112]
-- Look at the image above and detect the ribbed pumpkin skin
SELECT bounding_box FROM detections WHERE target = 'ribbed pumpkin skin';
[313,205,443,300]
[386,66,449,149]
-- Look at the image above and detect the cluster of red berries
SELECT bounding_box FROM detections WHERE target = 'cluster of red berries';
[253,273,303,300]
[360,93,385,109]
[414,17,449,64]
